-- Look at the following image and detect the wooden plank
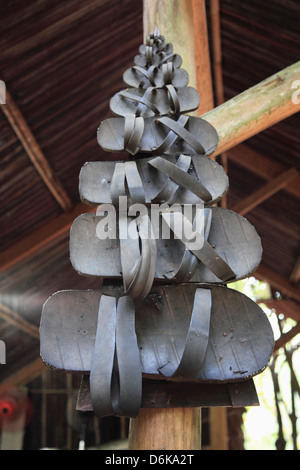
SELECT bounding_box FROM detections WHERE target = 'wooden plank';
[290,255,300,283]
[274,323,300,352]
[2,357,46,388]
[1,87,73,212]
[227,144,300,200]
[257,299,300,323]
[255,265,300,303]
[203,61,300,159]
[0,303,39,339]
[0,202,93,273]
[231,167,299,215]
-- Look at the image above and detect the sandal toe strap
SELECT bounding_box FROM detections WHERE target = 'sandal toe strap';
[158,288,211,379]
[90,295,142,417]
[149,155,212,203]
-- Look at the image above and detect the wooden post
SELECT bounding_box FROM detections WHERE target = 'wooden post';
[128,0,213,451]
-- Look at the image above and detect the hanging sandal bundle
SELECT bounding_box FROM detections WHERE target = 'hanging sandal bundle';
[40,31,274,419]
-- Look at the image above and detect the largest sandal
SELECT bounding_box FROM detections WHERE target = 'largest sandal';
[97,114,219,156]
[69,207,262,301]
[40,285,274,417]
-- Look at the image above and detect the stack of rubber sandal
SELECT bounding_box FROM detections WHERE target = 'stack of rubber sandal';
[40,32,274,418]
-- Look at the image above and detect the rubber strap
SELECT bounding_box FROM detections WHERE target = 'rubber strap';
[132,65,158,87]
[119,213,157,303]
[123,115,144,155]
[156,116,206,154]
[118,88,159,115]
[150,154,191,203]
[162,209,212,283]
[165,84,180,114]
[114,296,142,417]
[162,62,173,84]
[149,155,212,202]
[161,209,236,282]
[90,295,142,418]
[90,295,117,417]
[158,288,212,379]
[152,115,189,155]
[111,161,145,205]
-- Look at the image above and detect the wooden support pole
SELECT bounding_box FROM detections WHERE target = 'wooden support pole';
[128,0,213,451]
[1,88,73,212]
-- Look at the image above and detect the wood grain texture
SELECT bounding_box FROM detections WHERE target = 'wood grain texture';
[128,407,201,450]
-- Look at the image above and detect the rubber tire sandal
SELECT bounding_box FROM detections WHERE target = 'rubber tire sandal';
[109,86,200,118]
[40,285,274,416]
[69,206,262,288]
[97,115,219,156]
[79,154,229,207]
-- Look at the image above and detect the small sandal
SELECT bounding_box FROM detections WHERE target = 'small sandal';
[40,285,274,417]
[79,154,229,207]
[109,85,200,117]
[69,207,262,293]
[97,115,219,156]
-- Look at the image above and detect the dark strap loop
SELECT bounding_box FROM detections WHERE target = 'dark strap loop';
[149,155,212,202]
[118,89,159,115]
[152,115,189,155]
[161,209,236,282]
[111,161,145,206]
[90,295,142,418]
[165,84,180,114]
[132,65,158,87]
[123,115,144,155]
[162,62,173,84]
[158,288,212,379]
[157,116,206,154]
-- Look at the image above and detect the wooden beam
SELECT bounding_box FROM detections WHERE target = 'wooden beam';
[255,265,300,303]
[231,167,299,215]
[130,0,212,452]
[0,303,39,339]
[202,61,300,159]
[0,202,93,273]
[227,144,300,200]
[1,88,73,212]
[257,299,300,323]
[274,323,300,352]
[2,357,46,388]
[290,255,300,283]
[192,0,214,114]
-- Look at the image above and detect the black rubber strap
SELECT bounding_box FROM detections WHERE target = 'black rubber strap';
[119,212,157,304]
[165,84,180,114]
[152,115,189,155]
[90,295,142,418]
[161,209,236,282]
[149,155,212,202]
[156,116,206,154]
[132,65,158,87]
[111,161,145,205]
[114,296,142,417]
[162,62,173,84]
[158,288,212,379]
[123,115,144,155]
[90,295,117,417]
[118,88,160,115]
[150,154,191,203]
